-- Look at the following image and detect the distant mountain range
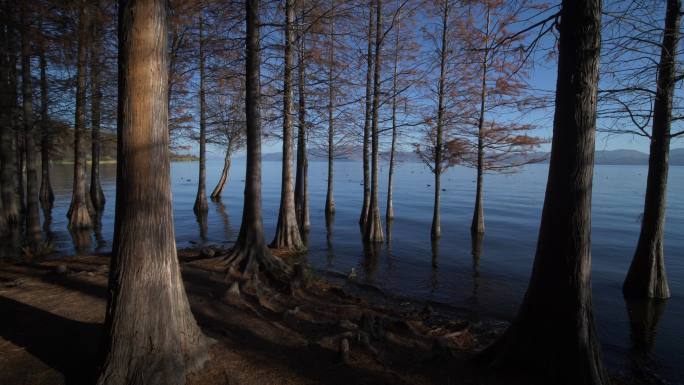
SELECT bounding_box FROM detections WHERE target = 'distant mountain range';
[260,148,684,166]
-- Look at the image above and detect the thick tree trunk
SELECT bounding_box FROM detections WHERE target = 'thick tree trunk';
[294,35,310,233]
[479,1,608,384]
[271,0,304,251]
[96,1,211,383]
[38,33,54,207]
[90,3,105,212]
[431,2,448,240]
[20,3,41,246]
[210,145,232,200]
[0,8,20,225]
[386,31,399,223]
[363,0,383,243]
[68,0,92,229]
[622,0,680,300]
[193,10,208,215]
[359,0,374,228]
[325,2,336,218]
[471,14,489,236]
[225,0,291,277]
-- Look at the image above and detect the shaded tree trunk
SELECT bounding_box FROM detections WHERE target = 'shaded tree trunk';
[471,9,489,236]
[294,33,310,233]
[359,0,374,228]
[210,143,232,200]
[386,31,399,223]
[363,0,383,243]
[325,1,335,218]
[622,0,680,300]
[193,9,208,215]
[90,2,105,212]
[67,0,92,229]
[20,3,41,246]
[38,27,54,207]
[0,7,21,225]
[96,1,211,383]
[479,1,608,384]
[225,0,291,277]
[431,2,448,240]
[271,0,304,251]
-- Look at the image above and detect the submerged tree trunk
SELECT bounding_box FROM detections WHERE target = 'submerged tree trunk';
[90,2,105,211]
[20,3,41,246]
[96,1,211,383]
[622,0,680,300]
[386,31,399,223]
[431,2,448,240]
[363,0,383,243]
[38,30,54,207]
[294,34,310,233]
[0,8,20,225]
[359,0,374,228]
[210,144,232,200]
[225,0,291,277]
[271,0,304,251]
[325,1,335,218]
[68,0,92,229]
[479,1,608,384]
[193,9,208,215]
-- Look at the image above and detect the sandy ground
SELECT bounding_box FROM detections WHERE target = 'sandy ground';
[0,250,499,385]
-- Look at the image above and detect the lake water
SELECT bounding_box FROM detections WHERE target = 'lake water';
[7,159,684,383]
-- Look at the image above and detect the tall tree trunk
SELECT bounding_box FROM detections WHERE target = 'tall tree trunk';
[272,0,304,251]
[210,143,232,200]
[96,1,211,383]
[479,1,608,383]
[0,6,21,225]
[38,26,54,207]
[325,1,336,218]
[363,0,383,243]
[20,3,41,246]
[225,0,291,277]
[90,1,105,212]
[471,9,489,236]
[294,33,310,233]
[386,30,399,223]
[431,2,448,240]
[622,0,680,300]
[68,0,92,229]
[359,0,374,228]
[193,9,208,215]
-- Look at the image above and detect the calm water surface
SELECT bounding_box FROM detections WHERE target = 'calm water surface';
[15,159,684,382]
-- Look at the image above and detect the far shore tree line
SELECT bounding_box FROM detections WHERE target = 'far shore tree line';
[0,0,681,383]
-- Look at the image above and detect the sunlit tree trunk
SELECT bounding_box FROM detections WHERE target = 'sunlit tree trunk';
[325,1,336,218]
[363,0,383,243]
[359,0,374,228]
[193,9,208,215]
[480,0,608,383]
[271,0,304,251]
[96,1,211,383]
[68,0,93,229]
[38,27,54,207]
[210,141,232,200]
[431,1,448,240]
[20,2,41,246]
[386,31,399,224]
[294,33,310,233]
[90,1,105,211]
[622,0,680,300]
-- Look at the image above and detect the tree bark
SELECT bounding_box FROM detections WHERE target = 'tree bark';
[38,27,54,207]
[193,9,208,215]
[479,0,608,384]
[90,0,105,212]
[471,9,489,236]
[96,1,211,383]
[431,2,448,240]
[325,1,336,218]
[359,0,374,228]
[622,0,680,300]
[210,143,232,200]
[363,0,383,243]
[68,0,93,229]
[0,6,21,225]
[271,0,304,251]
[294,33,310,233]
[386,30,399,223]
[225,0,292,277]
[20,2,42,246]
